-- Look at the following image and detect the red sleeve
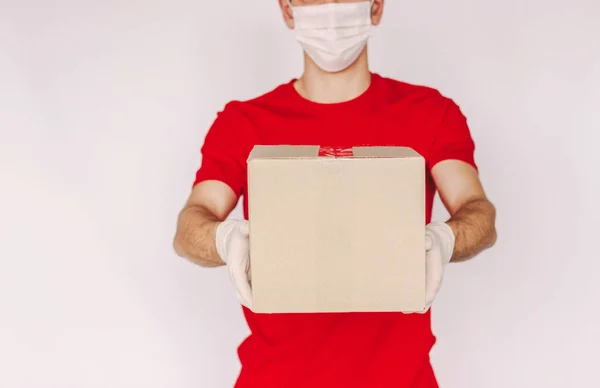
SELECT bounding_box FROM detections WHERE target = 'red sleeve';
[428,98,478,172]
[193,102,257,197]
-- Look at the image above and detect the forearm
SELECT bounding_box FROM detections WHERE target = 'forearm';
[173,205,224,267]
[446,198,497,262]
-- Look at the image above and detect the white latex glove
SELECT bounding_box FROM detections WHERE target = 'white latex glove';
[215,220,253,310]
[420,222,456,313]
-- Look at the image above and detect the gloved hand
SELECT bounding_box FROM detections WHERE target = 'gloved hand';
[215,220,253,310]
[420,222,456,313]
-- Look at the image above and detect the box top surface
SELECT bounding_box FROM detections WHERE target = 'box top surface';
[248,145,422,160]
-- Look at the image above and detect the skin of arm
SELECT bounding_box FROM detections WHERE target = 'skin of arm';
[431,160,497,262]
[173,180,238,267]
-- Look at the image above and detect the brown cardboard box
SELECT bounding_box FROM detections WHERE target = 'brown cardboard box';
[247,145,426,314]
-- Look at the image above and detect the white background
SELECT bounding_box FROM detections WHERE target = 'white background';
[1,0,599,387]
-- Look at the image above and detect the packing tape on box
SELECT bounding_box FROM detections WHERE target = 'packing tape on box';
[318,146,354,158]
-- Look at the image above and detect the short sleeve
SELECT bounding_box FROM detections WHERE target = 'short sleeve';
[193,102,257,197]
[428,98,478,172]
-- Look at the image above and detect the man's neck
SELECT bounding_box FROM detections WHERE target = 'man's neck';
[294,49,371,104]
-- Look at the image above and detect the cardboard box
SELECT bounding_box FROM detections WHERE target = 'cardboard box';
[247,145,426,314]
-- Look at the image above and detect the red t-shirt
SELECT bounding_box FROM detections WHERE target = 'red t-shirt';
[194,73,477,388]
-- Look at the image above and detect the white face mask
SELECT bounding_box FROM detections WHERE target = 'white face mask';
[288,0,374,73]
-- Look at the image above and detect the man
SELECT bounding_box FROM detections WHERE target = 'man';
[173,0,497,386]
